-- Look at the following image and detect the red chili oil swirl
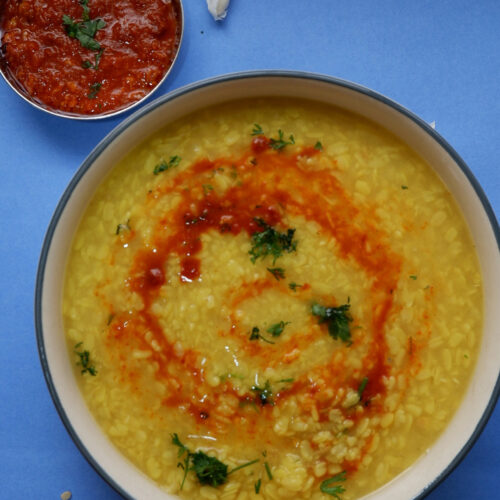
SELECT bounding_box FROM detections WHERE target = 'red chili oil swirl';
[105,136,408,472]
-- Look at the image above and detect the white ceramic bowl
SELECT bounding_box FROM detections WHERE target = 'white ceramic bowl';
[35,71,500,499]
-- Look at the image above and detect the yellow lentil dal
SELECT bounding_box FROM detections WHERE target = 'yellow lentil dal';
[63,99,482,499]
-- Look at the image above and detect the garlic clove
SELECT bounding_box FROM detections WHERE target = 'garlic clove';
[207,0,231,21]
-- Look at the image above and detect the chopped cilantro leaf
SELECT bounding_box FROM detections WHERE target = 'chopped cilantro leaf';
[288,282,303,291]
[314,141,323,151]
[171,434,258,489]
[269,129,295,151]
[62,2,106,53]
[82,48,104,70]
[255,479,262,494]
[228,458,260,475]
[266,321,289,337]
[171,434,227,488]
[154,155,181,175]
[311,301,353,345]
[171,433,189,457]
[267,267,285,280]
[249,326,275,344]
[87,82,102,99]
[264,461,273,480]
[410,275,418,280]
[252,380,274,406]
[80,0,91,21]
[357,377,369,398]
[74,342,97,376]
[190,452,228,487]
[252,124,264,136]
[320,471,347,498]
[249,218,297,264]
[249,326,261,340]
[171,433,195,489]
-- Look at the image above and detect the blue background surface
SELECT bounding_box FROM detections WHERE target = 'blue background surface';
[0,1,499,499]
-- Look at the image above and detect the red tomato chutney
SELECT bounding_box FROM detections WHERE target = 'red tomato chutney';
[0,0,181,115]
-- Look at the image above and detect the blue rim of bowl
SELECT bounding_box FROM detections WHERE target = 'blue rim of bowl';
[0,0,184,121]
[35,70,500,499]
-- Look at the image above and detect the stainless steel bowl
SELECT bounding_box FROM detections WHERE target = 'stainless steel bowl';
[0,0,184,120]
